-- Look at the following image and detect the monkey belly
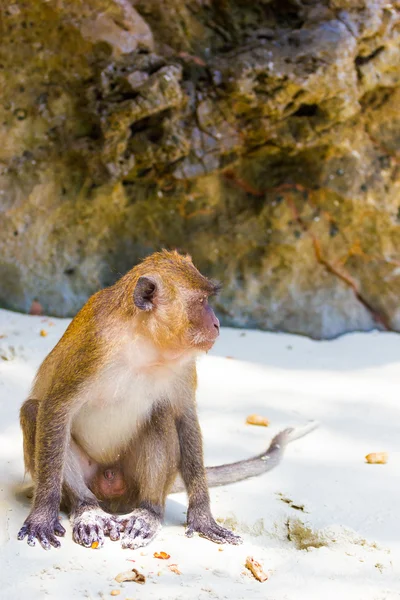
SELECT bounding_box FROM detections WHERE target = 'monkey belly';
[71,405,145,465]
[71,392,159,464]
[70,360,185,464]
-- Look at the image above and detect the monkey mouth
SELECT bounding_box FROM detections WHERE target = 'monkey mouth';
[194,338,217,352]
[189,328,219,352]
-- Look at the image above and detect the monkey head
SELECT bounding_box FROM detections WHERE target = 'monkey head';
[129,250,220,356]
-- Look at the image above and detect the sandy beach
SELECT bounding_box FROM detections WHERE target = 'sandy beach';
[0,308,399,600]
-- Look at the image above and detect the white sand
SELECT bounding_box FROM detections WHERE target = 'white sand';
[0,308,399,599]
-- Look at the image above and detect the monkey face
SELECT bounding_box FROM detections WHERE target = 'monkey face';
[131,251,221,354]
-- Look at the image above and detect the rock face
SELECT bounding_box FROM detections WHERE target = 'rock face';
[1,0,400,338]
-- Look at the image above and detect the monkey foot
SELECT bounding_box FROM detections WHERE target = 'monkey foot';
[18,515,66,550]
[72,508,121,548]
[118,508,162,549]
[186,513,242,545]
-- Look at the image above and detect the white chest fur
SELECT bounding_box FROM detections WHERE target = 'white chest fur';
[71,342,193,464]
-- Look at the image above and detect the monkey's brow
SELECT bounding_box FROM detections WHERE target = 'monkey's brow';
[207,279,222,296]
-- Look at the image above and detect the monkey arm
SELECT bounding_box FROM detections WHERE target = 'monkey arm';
[176,404,242,544]
[17,390,72,549]
[176,404,208,501]
[171,421,318,493]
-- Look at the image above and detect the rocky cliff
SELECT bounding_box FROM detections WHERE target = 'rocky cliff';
[1,0,400,338]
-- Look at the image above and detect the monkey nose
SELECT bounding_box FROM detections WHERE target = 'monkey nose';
[213,316,220,334]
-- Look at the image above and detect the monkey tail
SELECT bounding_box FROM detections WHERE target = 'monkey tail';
[170,421,318,493]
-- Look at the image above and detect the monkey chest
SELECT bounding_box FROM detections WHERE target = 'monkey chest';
[71,369,178,464]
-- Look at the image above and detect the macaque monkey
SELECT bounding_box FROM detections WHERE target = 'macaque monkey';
[18,250,316,551]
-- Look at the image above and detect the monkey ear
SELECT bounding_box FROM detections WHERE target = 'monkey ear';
[133,276,157,311]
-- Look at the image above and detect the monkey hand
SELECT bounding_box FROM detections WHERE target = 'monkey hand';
[186,508,242,545]
[18,512,66,550]
[72,507,121,548]
[117,508,162,549]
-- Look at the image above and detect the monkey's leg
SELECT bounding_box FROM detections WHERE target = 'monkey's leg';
[177,405,242,545]
[118,406,180,550]
[65,440,122,549]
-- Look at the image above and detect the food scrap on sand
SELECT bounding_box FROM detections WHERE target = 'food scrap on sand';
[115,569,146,585]
[246,414,270,427]
[153,551,170,559]
[245,556,268,582]
[365,452,388,464]
[168,564,182,575]
[40,329,48,337]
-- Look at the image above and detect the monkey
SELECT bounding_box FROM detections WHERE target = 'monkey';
[17,250,316,551]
